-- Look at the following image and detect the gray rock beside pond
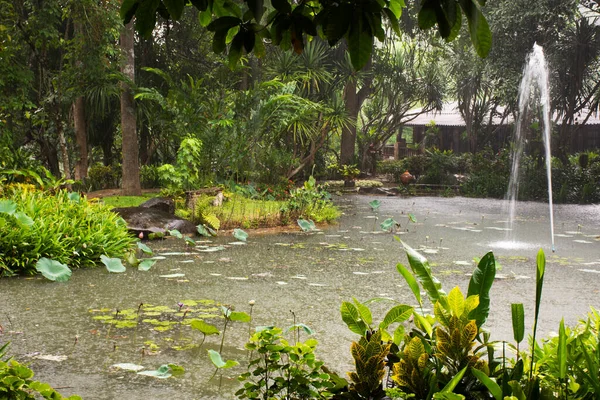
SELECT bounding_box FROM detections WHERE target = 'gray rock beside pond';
[139,197,175,214]
[113,199,196,237]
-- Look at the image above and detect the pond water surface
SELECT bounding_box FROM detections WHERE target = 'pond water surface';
[1,195,599,399]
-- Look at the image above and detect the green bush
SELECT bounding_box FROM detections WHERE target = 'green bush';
[0,185,135,277]
[140,165,161,189]
[280,176,340,223]
[87,163,121,191]
[0,343,81,399]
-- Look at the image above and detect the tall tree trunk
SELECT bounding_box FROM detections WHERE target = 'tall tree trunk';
[73,96,88,180]
[57,120,72,181]
[120,19,141,195]
[340,78,358,167]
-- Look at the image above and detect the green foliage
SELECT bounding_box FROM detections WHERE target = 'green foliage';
[0,344,81,399]
[0,185,135,277]
[123,0,490,70]
[280,176,340,223]
[343,330,390,399]
[158,136,205,191]
[87,163,121,191]
[237,326,336,399]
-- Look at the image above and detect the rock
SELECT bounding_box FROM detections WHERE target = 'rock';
[139,197,175,214]
[113,206,197,236]
[212,191,224,207]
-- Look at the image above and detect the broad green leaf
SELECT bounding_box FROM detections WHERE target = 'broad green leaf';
[402,241,446,304]
[233,228,248,242]
[100,255,126,273]
[380,305,413,329]
[389,0,405,19]
[137,242,153,254]
[418,0,437,30]
[347,17,373,70]
[125,251,139,267]
[229,311,251,322]
[168,229,183,239]
[393,325,405,346]
[271,0,291,13]
[396,263,422,306]
[413,312,433,337]
[190,319,220,335]
[287,323,314,335]
[35,258,72,282]
[557,319,567,380]
[0,199,17,215]
[184,237,196,246]
[14,212,34,227]
[408,213,417,223]
[380,217,397,231]
[297,219,316,232]
[247,0,264,20]
[134,0,160,39]
[198,10,212,27]
[162,0,185,19]
[458,0,491,57]
[197,224,210,237]
[353,297,373,326]
[208,349,239,369]
[340,301,368,336]
[467,251,496,326]
[67,192,81,203]
[511,303,525,344]
[440,366,467,393]
[207,16,243,32]
[323,4,352,43]
[137,364,171,378]
[369,199,381,211]
[168,363,185,376]
[471,368,502,400]
[138,259,157,271]
[120,0,139,23]
[228,31,244,69]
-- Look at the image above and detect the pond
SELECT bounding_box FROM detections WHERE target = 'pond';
[1,195,599,399]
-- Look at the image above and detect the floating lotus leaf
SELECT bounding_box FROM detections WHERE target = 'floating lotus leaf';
[196,224,210,237]
[168,229,183,239]
[138,259,157,271]
[35,258,72,282]
[233,228,248,242]
[297,219,317,232]
[184,237,196,246]
[208,350,238,369]
[14,212,34,227]
[137,242,153,254]
[100,255,126,273]
[190,319,220,335]
[137,364,171,379]
[369,199,381,211]
[380,218,398,231]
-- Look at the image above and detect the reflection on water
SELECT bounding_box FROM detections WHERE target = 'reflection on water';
[0,195,598,399]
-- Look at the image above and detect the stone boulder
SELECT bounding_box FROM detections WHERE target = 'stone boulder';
[139,197,175,214]
[113,205,196,237]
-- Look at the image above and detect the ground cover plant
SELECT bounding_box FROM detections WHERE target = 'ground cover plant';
[0,183,135,277]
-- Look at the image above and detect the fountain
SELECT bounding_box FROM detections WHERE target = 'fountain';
[495,44,556,252]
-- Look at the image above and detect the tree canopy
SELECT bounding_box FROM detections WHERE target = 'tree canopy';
[120,0,492,70]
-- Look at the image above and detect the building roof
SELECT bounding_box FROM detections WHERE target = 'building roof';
[403,102,600,127]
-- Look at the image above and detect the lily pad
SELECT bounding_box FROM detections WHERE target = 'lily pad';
[233,228,248,242]
[138,259,157,271]
[208,350,239,369]
[196,224,210,237]
[35,258,72,282]
[168,229,183,239]
[100,255,126,273]
[190,319,220,335]
[137,364,172,379]
[184,237,196,246]
[137,242,153,254]
[380,218,398,232]
[369,199,381,211]
[14,212,34,227]
[297,219,317,232]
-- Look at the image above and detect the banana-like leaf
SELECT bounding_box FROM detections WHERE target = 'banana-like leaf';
[471,368,502,400]
[557,319,566,380]
[439,366,467,393]
[467,251,496,326]
[396,263,422,306]
[511,303,525,344]
[402,241,446,305]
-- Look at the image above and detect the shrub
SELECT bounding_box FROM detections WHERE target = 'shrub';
[0,185,135,277]
[140,165,161,189]
[280,176,340,223]
[87,163,121,191]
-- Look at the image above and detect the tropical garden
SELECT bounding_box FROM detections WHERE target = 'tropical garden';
[1,0,600,398]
